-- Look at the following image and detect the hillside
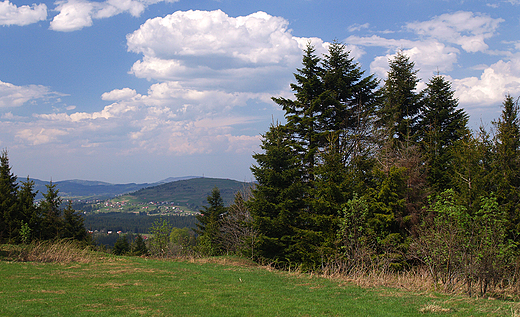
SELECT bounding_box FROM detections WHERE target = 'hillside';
[127,177,252,210]
[28,176,199,200]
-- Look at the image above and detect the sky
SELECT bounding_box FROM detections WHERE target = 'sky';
[1,0,520,184]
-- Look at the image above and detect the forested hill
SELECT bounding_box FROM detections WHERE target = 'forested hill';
[128,177,252,210]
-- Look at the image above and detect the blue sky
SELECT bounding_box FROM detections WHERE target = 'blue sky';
[1,0,520,183]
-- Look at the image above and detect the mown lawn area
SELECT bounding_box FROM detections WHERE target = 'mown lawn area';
[0,255,518,316]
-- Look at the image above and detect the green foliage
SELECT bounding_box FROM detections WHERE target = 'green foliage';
[338,194,374,269]
[492,94,520,242]
[39,182,64,240]
[378,50,422,144]
[419,75,469,192]
[130,234,148,256]
[249,123,306,266]
[63,201,89,242]
[19,221,31,244]
[0,149,19,243]
[412,189,516,296]
[195,187,227,256]
[148,219,173,257]
[112,235,130,255]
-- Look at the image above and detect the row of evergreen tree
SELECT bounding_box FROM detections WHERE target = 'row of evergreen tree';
[196,42,520,296]
[0,150,89,244]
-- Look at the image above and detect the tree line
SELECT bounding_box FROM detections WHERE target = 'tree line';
[195,42,520,296]
[0,150,89,244]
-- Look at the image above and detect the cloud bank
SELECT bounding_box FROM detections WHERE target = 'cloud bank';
[0,0,47,26]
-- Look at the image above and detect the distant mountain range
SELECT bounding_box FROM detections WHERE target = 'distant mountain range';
[23,176,200,200]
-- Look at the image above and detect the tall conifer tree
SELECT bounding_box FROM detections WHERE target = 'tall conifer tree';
[195,187,227,255]
[492,95,520,241]
[248,123,306,265]
[378,51,422,145]
[419,75,469,192]
[0,150,19,243]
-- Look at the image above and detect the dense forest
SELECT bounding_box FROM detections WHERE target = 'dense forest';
[196,42,520,297]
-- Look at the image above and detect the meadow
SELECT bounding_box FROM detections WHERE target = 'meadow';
[0,243,519,316]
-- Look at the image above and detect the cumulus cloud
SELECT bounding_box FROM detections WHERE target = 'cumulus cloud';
[126,10,342,96]
[0,80,61,108]
[0,0,47,26]
[347,35,459,79]
[453,56,520,108]
[406,11,503,53]
[50,0,179,32]
[343,10,520,123]
[126,9,306,91]
[101,88,139,101]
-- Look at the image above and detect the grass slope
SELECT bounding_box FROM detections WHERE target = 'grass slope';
[0,253,518,316]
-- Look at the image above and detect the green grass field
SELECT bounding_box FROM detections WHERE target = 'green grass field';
[0,251,518,316]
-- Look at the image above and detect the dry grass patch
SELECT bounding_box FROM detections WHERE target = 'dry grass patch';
[419,304,452,313]
[2,240,102,264]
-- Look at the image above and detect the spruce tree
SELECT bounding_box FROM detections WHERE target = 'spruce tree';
[195,187,226,255]
[17,177,40,243]
[272,43,324,183]
[378,51,422,145]
[113,235,130,255]
[40,182,64,240]
[419,75,469,192]
[492,95,520,241]
[0,150,19,243]
[248,123,306,265]
[63,200,89,242]
[131,234,148,256]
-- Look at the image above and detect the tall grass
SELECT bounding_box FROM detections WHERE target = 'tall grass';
[2,240,100,264]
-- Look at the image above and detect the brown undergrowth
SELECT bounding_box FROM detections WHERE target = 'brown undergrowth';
[1,240,104,264]
[318,264,520,300]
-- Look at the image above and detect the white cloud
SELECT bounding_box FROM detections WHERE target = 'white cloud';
[406,11,503,53]
[16,128,68,145]
[101,88,139,100]
[0,0,46,26]
[453,56,520,108]
[0,80,60,108]
[126,10,349,96]
[49,0,179,32]
[347,35,459,79]
[348,23,370,32]
[127,10,302,66]
[49,0,93,31]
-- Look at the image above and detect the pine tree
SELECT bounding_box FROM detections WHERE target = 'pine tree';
[195,187,227,255]
[419,75,469,192]
[0,150,19,243]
